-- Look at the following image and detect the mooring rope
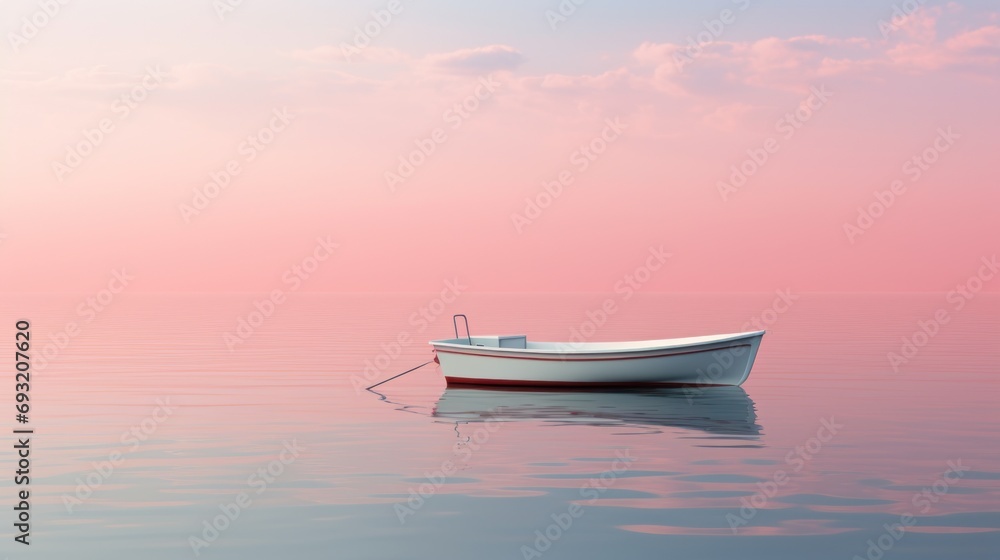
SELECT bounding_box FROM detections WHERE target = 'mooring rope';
[364,360,433,391]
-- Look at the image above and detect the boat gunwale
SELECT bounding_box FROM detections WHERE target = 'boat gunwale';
[429,330,765,357]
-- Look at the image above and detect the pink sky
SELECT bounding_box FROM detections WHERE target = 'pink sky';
[1,1,998,293]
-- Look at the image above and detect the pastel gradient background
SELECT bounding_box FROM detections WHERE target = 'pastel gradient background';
[3,4,1000,559]
[2,0,998,294]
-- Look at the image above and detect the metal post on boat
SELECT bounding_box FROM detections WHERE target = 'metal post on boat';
[365,314,471,394]
[453,314,472,345]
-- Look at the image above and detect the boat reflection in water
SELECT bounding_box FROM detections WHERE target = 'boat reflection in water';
[432,386,762,437]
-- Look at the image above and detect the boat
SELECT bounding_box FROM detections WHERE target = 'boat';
[429,315,765,388]
[432,386,762,436]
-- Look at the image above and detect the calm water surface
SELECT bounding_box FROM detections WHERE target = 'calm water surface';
[2,293,998,559]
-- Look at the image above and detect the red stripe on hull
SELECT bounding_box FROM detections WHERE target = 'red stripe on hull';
[444,376,731,389]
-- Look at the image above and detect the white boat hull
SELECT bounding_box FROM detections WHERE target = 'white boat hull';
[430,331,765,388]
